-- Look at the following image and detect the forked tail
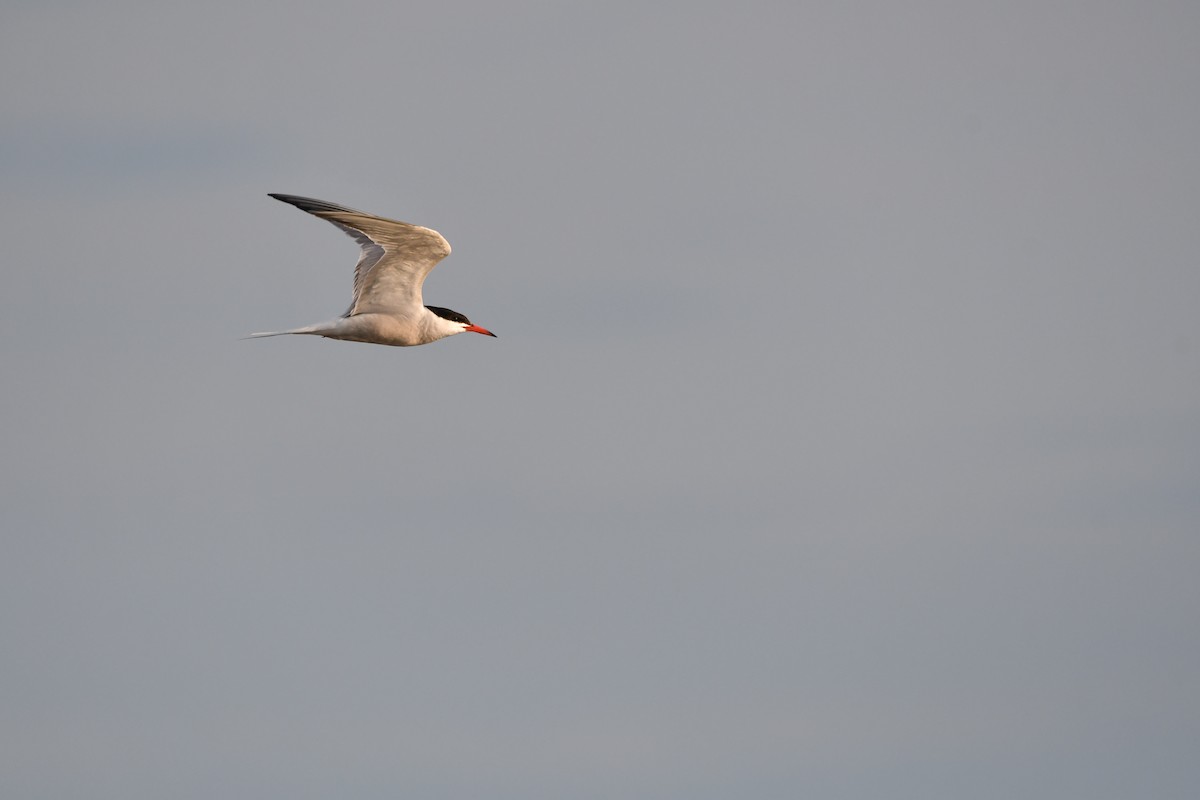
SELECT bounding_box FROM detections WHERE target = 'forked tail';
[243,324,326,340]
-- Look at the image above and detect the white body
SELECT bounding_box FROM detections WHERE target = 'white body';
[250,310,474,347]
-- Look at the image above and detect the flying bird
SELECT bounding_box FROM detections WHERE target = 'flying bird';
[249,193,496,346]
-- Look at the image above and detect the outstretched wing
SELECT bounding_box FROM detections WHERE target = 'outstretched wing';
[268,193,452,316]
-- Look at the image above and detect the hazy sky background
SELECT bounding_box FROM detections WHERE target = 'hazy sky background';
[2,1,1198,798]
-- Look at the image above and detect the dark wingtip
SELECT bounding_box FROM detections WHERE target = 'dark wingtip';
[267,193,362,215]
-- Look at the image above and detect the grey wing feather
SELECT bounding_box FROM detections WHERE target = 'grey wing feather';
[268,193,452,316]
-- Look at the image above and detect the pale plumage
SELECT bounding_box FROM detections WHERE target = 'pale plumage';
[249,194,496,346]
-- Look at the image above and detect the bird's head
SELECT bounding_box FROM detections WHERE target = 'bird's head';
[426,305,497,338]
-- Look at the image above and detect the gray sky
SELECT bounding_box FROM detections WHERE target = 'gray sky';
[2,1,1198,798]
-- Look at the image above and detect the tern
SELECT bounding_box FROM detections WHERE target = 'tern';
[249,193,496,346]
